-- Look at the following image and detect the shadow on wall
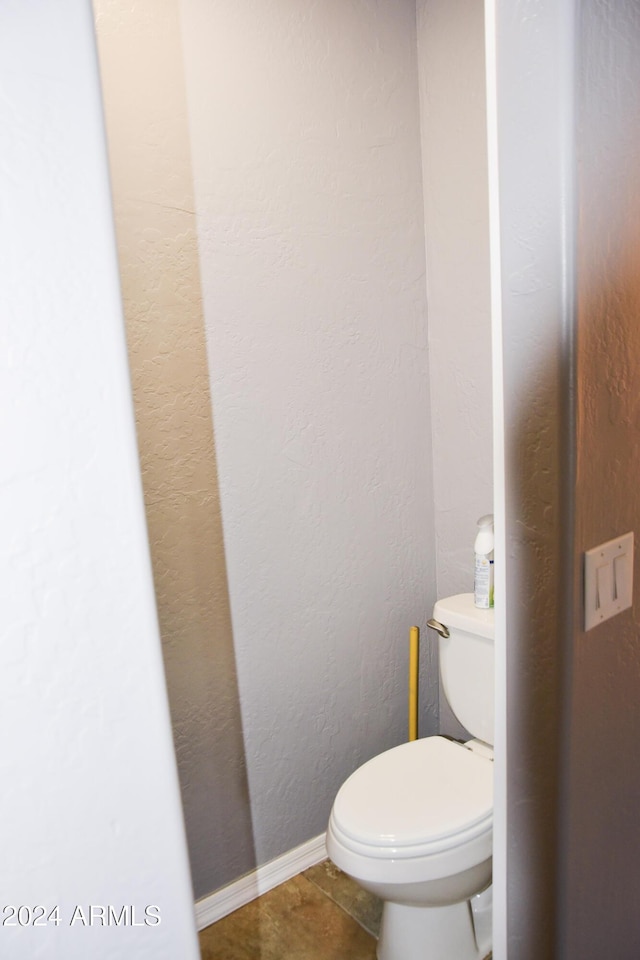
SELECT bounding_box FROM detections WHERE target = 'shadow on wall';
[93,0,256,898]
[498,141,579,946]
[505,331,570,957]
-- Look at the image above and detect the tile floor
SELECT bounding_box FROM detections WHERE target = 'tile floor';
[198,860,492,960]
[198,860,380,960]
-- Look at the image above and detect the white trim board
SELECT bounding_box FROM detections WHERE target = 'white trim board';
[195,833,328,931]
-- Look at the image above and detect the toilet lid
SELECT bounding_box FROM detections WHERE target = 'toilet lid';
[331,736,493,852]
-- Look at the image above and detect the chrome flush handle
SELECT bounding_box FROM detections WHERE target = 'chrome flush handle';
[426,618,450,638]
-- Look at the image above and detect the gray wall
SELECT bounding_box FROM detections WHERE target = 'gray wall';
[417,0,493,602]
[416,0,492,741]
[562,2,640,956]
[180,0,439,873]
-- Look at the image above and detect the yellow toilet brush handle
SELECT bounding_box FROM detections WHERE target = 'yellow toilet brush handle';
[409,626,419,741]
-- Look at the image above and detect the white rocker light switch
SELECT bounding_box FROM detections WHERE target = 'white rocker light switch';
[584,532,634,631]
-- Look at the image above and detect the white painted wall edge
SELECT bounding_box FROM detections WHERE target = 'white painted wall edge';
[195,834,328,930]
[484,1,507,957]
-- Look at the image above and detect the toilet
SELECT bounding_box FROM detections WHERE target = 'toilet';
[326,594,494,960]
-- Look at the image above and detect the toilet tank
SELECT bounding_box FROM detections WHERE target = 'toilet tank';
[433,593,494,745]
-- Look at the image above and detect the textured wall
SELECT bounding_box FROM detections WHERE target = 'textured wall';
[94,0,255,898]
[562,2,640,956]
[490,2,575,956]
[416,0,492,740]
[417,0,493,601]
[0,2,198,955]
[179,0,439,867]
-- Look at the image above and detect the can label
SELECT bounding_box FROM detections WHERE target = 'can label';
[474,555,494,609]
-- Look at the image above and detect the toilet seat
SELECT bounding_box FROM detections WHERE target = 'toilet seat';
[330,736,493,861]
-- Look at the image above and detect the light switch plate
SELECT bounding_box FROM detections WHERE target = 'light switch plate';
[584,532,634,631]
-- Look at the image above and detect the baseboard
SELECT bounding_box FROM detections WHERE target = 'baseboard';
[194,832,328,931]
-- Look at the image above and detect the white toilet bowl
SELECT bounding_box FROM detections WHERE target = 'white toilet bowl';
[326,735,493,960]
